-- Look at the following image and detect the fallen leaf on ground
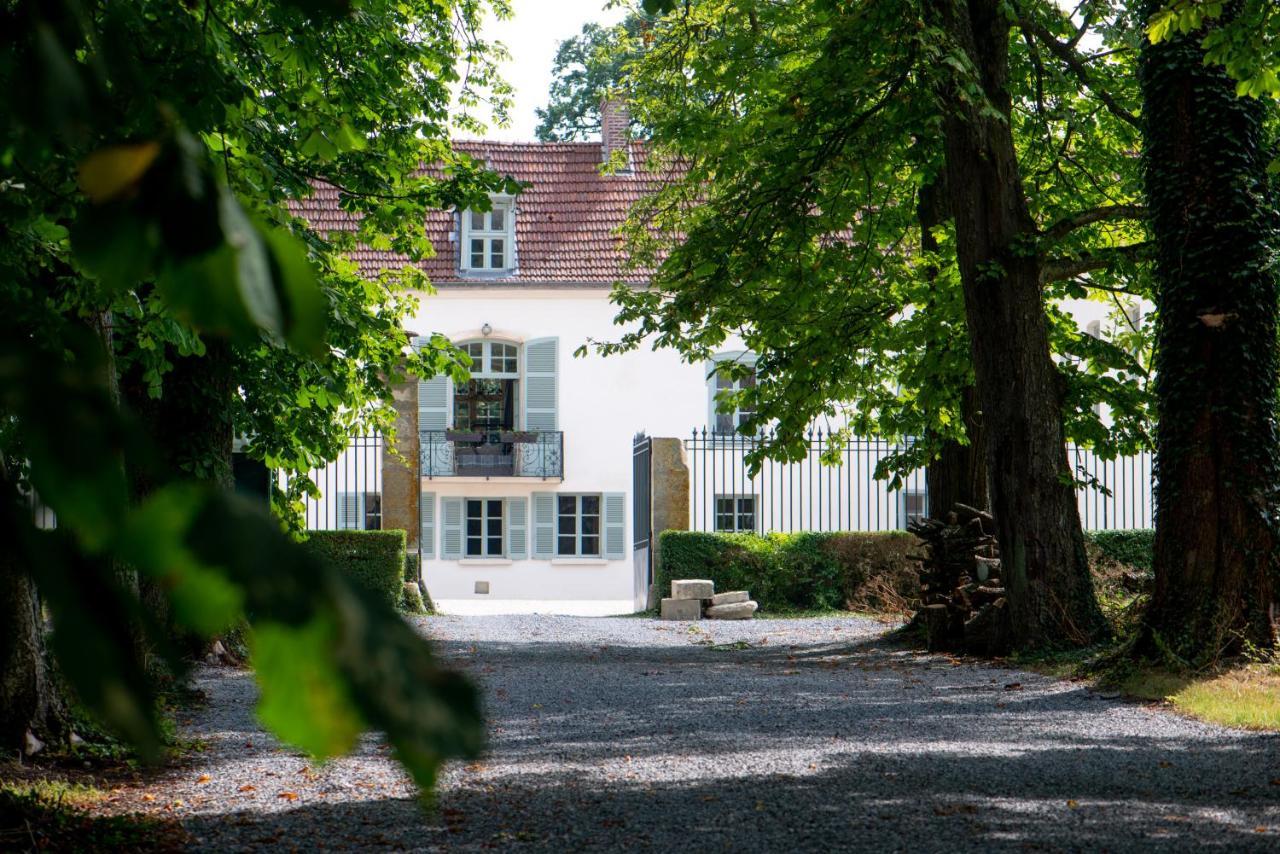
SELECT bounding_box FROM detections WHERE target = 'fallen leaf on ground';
[278,791,299,801]
[238,784,256,793]
[196,774,211,784]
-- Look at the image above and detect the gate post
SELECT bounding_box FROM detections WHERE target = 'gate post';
[382,365,420,580]
[647,437,689,607]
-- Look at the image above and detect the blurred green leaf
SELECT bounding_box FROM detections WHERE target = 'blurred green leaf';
[251,615,363,759]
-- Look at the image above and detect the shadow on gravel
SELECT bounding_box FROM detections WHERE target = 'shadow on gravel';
[178,629,1280,851]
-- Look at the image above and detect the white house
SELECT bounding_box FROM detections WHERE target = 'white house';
[296,104,1145,616]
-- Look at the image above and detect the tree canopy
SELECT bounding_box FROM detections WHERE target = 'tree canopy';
[1,0,517,788]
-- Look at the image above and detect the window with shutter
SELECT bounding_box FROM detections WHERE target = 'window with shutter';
[506,497,528,559]
[336,492,362,530]
[420,492,436,558]
[523,338,558,431]
[440,497,464,559]
[531,492,556,559]
[707,351,757,435]
[603,493,626,560]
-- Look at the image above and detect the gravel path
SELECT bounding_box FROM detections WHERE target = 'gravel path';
[131,615,1278,851]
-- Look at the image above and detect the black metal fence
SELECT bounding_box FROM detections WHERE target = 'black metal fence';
[280,433,384,531]
[687,428,1154,534]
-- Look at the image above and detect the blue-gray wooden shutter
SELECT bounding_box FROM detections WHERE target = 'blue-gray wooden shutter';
[337,492,361,530]
[603,492,626,559]
[414,337,451,432]
[523,337,558,431]
[440,496,464,560]
[420,491,436,559]
[506,497,528,559]
[531,492,556,559]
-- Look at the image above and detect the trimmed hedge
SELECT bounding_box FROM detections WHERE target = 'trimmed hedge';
[304,530,406,610]
[1085,529,1154,571]
[656,530,919,613]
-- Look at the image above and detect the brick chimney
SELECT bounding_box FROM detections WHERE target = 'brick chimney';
[600,96,632,173]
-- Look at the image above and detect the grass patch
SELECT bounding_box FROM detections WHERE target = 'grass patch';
[0,773,186,852]
[1112,665,1280,731]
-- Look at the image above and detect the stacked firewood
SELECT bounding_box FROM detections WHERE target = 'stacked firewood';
[907,504,1011,656]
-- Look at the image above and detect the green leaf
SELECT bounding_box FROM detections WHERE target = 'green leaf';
[260,221,328,353]
[70,204,156,292]
[251,615,364,759]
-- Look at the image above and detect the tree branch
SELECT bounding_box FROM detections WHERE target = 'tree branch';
[1042,203,1146,242]
[1017,17,1141,131]
[1041,242,1152,284]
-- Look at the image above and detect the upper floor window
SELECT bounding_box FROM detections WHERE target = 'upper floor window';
[708,352,757,434]
[462,201,514,272]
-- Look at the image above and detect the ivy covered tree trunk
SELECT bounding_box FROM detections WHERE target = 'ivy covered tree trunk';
[925,0,1106,648]
[1138,1,1279,663]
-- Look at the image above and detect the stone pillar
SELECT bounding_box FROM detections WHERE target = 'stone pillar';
[382,372,420,579]
[647,437,689,607]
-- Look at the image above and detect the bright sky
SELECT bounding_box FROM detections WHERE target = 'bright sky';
[463,0,627,141]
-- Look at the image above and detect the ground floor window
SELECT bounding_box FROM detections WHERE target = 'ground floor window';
[338,492,381,530]
[714,495,756,532]
[466,498,505,557]
[557,494,601,557]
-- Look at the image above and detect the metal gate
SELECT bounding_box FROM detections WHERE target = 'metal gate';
[632,433,652,606]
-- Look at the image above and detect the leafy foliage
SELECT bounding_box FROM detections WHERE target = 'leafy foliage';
[536,14,651,141]
[580,0,1154,477]
[1,0,508,789]
[1086,529,1155,571]
[304,530,407,611]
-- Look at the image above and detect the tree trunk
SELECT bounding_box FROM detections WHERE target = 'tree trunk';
[1138,0,1279,663]
[925,0,1106,648]
[918,175,989,514]
[927,385,989,514]
[0,463,68,752]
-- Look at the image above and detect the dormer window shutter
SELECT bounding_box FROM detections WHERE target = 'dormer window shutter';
[522,337,558,431]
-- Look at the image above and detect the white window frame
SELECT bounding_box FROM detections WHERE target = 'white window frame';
[713,493,757,533]
[457,339,520,379]
[707,351,757,435]
[556,494,603,557]
[465,497,506,558]
[460,198,516,273]
[337,491,381,530]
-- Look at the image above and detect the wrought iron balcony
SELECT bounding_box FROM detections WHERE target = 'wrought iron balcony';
[420,430,564,479]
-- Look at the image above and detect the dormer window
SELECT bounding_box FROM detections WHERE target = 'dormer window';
[462,200,515,273]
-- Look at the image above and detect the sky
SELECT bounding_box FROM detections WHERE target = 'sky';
[461,0,627,141]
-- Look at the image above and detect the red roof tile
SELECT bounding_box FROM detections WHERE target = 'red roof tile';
[293,140,666,285]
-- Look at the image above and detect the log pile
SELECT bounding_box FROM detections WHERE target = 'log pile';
[908,504,1011,656]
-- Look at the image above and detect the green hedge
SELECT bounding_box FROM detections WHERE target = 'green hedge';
[656,530,919,613]
[304,530,406,610]
[1085,529,1154,571]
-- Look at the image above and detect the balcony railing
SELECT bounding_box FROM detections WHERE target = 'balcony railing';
[420,430,564,479]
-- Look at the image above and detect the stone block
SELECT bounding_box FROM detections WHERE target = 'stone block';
[705,600,758,620]
[660,597,702,621]
[710,590,749,606]
[671,579,714,600]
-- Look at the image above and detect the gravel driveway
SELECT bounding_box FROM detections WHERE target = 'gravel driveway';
[141,615,1277,851]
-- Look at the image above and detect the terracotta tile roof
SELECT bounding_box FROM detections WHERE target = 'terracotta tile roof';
[293,140,665,285]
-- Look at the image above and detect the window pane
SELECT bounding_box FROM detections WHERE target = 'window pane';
[490,239,505,268]
[581,495,600,515]
[557,535,576,555]
[466,538,481,557]
[741,371,756,388]
[581,536,600,556]
[558,514,575,535]
[487,536,503,555]
[470,210,484,231]
[581,514,599,536]
[467,499,481,517]
[470,239,485,268]
[716,370,733,390]
[715,412,734,434]
[558,495,576,514]
[467,518,481,537]
[487,499,503,517]
[490,207,505,231]
[487,517,502,538]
